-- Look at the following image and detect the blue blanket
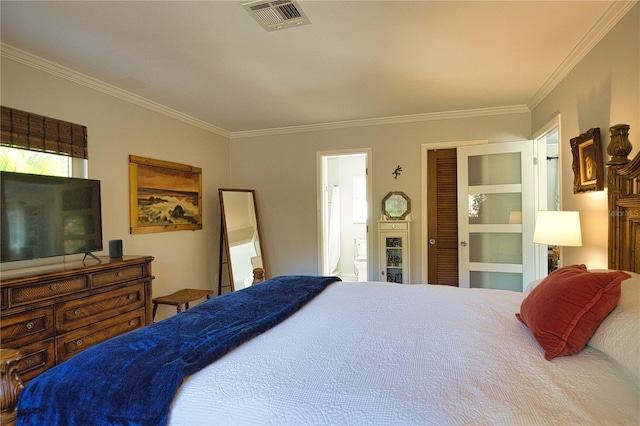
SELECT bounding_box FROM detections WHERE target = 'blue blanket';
[17,275,340,426]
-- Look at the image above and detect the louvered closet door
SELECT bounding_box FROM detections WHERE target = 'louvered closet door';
[457,141,535,292]
[427,149,459,286]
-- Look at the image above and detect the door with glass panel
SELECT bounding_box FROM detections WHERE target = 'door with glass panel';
[457,141,535,291]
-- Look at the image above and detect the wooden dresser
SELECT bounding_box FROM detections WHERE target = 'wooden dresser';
[0,255,154,383]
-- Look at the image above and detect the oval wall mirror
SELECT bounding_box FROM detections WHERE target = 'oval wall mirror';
[219,189,265,292]
[382,191,411,220]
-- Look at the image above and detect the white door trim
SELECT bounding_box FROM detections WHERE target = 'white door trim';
[531,115,561,279]
[316,148,372,277]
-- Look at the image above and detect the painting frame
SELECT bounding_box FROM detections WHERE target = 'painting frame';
[570,128,604,194]
[129,155,202,234]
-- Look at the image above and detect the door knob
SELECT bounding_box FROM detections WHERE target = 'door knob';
[460,241,468,247]
[429,239,436,245]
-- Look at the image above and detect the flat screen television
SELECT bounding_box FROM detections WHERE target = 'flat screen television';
[1,171,103,263]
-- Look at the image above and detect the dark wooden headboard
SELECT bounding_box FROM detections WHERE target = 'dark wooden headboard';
[606,124,639,273]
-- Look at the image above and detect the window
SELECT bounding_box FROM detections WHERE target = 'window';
[0,146,72,177]
[352,175,367,223]
[1,106,89,177]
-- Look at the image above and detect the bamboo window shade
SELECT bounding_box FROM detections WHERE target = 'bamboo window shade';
[1,106,88,159]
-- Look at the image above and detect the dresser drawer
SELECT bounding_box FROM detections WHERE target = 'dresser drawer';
[379,222,408,231]
[13,339,56,383]
[0,287,7,310]
[55,283,146,333]
[56,307,145,363]
[91,265,145,288]
[11,276,88,305]
[0,307,54,347]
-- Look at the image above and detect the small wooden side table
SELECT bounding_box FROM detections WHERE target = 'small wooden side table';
[152,288,214,320]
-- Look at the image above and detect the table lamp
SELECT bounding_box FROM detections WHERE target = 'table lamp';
[533,211,582,270]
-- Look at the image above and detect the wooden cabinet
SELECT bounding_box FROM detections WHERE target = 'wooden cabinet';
[378,221,410,283]
[0,255,153,382]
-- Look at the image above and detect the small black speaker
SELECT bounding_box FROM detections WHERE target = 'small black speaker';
[109,239,123,258]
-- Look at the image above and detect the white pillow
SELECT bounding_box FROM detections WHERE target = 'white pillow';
[587,271,640,381]
[524,278,544,293]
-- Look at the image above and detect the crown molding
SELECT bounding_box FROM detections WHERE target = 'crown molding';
[230,105,531,139]
[527,1,635,110]
[1,43,231,138]
[6,0,629,144]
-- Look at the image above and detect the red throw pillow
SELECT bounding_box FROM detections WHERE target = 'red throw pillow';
[516,264,629,360]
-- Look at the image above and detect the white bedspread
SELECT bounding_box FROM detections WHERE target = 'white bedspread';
[169,281,640,425]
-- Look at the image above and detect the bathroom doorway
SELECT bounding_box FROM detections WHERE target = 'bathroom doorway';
[317,149,371,281]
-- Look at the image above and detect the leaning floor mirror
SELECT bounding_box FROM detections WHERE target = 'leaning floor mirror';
[218,189,266,293]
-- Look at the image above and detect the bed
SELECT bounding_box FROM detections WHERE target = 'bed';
[4,127,640,425]
[170,275,639,425]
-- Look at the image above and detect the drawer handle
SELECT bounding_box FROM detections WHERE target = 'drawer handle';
[25,357,35,366]
[26,321,35,330]
[117,271,124,277]
[74,309,82,316]
[129,320,136,326]
[76,339,83,347]
[50,284,58,291]
[128,294,134,300]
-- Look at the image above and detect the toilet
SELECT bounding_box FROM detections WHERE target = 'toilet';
[354,239,367,282]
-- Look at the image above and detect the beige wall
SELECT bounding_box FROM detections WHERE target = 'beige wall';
[1,58,230,321]
[230,113,531,283]
[2,3,636,296]
[532,3,639,269]
[233,4,639,281]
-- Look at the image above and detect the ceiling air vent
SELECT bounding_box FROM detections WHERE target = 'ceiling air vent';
[242,0,311,32]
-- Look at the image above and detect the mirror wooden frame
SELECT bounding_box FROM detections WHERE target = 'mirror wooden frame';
[218,189,266,293]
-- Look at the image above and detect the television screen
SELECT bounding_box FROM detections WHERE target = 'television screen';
[1,171,103,262]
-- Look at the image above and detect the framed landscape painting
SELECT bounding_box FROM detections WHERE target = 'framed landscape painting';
[129,155,202,234]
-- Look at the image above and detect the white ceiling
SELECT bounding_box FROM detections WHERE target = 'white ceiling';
[0,1,630,136]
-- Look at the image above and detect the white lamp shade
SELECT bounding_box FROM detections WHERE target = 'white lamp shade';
[533,211,582,246]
